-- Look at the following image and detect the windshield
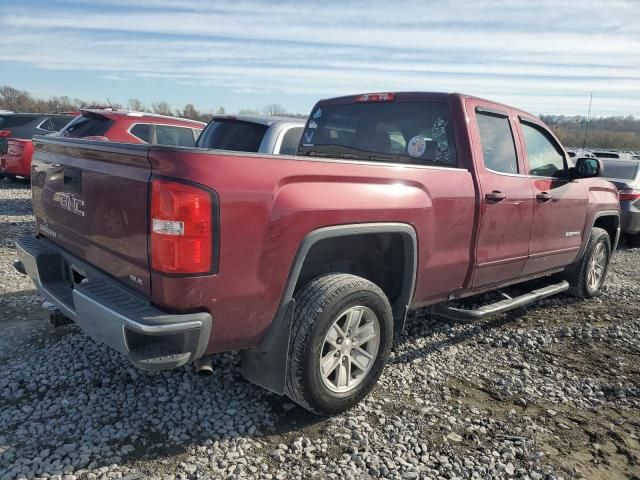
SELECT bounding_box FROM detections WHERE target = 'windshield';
[297,100,457,166]
[196,119,268,152]
[601,159,639,180]
[59,113,113,138]
[0,115,39,130]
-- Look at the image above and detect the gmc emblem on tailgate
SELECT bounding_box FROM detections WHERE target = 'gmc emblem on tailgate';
[59,193,85,217]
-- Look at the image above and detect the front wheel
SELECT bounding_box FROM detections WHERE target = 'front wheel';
[285,273,393,415]
[564,227,611,299]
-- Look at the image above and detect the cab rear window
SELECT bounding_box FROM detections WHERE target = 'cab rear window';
[297,101,457,166]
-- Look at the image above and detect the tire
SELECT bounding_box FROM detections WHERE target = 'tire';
[285,273,393,415]
[564,227,611,299]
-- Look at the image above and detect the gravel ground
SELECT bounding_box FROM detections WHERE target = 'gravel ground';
[0,177,639,480]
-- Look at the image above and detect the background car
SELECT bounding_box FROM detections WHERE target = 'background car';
[0,112,78,180]
[598,157,640,245]
[3,110,205,181]
[0,113,76,154]
[593,150,634,160]
[196,114,305,154]
[55,109,205,146]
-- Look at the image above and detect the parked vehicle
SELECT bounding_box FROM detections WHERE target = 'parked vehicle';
[15,92,620,415]
[54,109,205,146]
[3,110,205,181]
[566,149,596,159]
[0,113,77,179]
[597,158,640,246]
[196,114,305,154]
[0,113,75,153]
[592,150,633,160]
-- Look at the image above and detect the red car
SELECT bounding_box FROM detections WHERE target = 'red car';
[17,92,620,415]
[0,113,78,180]
[2,109,204,180]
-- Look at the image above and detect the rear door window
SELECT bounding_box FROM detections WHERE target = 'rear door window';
[154,125,196,147]
[196,120,268,152]
[297,100,457,166]
[61,114,113,138]
[476,112,519,174]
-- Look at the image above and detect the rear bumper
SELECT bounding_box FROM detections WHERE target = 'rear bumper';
[620,203,640,235]
[15,236,212,371]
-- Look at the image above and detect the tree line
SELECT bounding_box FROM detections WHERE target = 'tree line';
[1,85,639,149]
[0,85,299,123]
[541,114,640,150]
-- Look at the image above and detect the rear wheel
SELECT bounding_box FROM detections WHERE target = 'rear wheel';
[285,273,393,415]
[565,227,611,299]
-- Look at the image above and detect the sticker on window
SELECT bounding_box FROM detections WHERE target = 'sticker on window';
[407,136,427,158]
[303,130,314,145]
[432,117,447,139]
[432,117,450,163]
[308,120,318,129]
[313,108,322,120]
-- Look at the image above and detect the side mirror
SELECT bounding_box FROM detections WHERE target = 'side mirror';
[571,157,602,179]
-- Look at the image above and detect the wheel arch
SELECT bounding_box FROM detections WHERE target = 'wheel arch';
[572,210,620,268]
[289,223,418,331]
[241,222,418,395]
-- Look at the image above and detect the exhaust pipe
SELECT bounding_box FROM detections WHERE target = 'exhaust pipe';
[194,356,214,376]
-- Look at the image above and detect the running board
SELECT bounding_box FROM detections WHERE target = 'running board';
[432,280,570,321]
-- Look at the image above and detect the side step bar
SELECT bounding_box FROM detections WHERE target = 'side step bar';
[432,280,569,321]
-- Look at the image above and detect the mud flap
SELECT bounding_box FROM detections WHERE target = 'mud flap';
[241,300,295,395]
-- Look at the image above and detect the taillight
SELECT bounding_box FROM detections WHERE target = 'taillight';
[619,189,640,201]
[150,178,213,274]
[0,130,12,138]
[355,92,396,102]
[7,142,24,157]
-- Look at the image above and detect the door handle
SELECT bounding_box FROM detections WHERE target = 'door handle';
[536,192,552,202]
[485,190,506,203]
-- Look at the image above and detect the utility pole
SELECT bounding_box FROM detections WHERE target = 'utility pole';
[582,92,593,149]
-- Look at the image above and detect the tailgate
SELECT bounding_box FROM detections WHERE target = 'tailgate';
[31,137,152,295]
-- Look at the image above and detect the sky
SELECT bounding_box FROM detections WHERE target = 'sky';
[1,0,640,117]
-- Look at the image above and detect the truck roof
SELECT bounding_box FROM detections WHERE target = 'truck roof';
[315,91,539,121]
[210,114,306,126]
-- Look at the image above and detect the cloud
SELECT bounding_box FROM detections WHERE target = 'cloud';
[1,0,639,115]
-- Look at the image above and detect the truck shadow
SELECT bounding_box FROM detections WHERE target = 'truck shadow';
[0,300,326,476]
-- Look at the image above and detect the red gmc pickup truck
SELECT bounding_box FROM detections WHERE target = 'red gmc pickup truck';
[16,92,620,415]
